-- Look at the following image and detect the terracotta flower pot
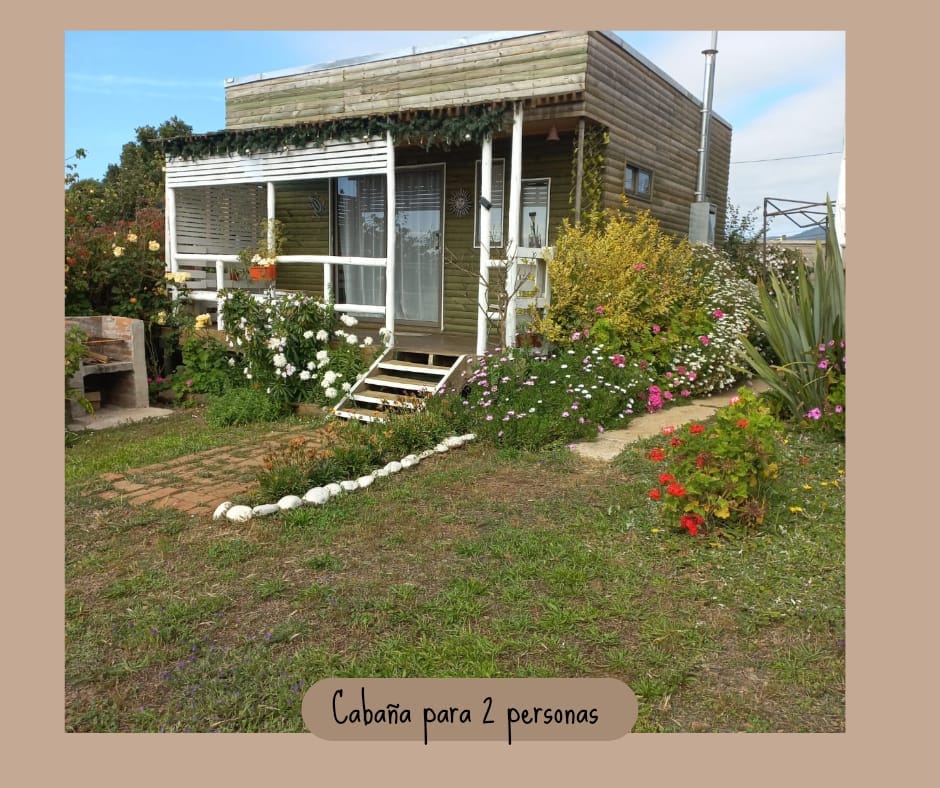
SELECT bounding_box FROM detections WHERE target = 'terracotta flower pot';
[249,265,276,281]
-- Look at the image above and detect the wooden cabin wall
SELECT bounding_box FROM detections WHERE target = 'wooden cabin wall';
[273,180,330,294]
[225,32,590,128]
[583,32,732,239]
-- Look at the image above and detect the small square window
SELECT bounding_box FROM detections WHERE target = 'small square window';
[624,164,653,200]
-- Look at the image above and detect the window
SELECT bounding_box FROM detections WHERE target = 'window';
[474,158,505,248]
[624,163,653,200]
[519,178,551,249]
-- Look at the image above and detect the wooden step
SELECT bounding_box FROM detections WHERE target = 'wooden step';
[352,389,423,408]
[365,372,444,391]
[378,359,453,375]
[334,405,384,422]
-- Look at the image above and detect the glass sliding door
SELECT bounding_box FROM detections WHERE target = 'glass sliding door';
[394,166,443,324]
[335,175,387,310]
[335,166,443,325]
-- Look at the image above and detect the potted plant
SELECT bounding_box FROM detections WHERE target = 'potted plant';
[237,219,285,282]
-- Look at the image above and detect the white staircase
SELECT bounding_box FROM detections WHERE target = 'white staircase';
[333,346,467,422]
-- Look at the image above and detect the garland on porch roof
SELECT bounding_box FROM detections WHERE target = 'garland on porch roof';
[158,105,509,162]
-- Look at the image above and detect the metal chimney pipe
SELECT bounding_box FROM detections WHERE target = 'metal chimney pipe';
[695,31,719,202]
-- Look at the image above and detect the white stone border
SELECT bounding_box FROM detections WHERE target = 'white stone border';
[213,434,477,523]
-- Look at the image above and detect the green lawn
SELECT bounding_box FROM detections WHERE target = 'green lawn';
[65,409,844,732]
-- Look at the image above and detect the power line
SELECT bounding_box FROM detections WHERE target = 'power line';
[731,151,842,165]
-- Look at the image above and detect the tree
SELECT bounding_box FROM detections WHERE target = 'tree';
[100,116,193,223]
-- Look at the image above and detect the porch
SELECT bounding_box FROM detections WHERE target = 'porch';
[163,103,561,356]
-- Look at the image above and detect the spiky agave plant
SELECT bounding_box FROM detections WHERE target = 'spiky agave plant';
[736,199,845,420]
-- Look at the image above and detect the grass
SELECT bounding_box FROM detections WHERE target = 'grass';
[65,407,844,733]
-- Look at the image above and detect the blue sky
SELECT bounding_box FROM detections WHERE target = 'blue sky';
[64,30,845,237]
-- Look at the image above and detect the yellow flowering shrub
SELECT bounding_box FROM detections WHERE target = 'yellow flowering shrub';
[533,203,709,345]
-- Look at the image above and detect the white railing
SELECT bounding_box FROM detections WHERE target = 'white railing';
[168,253,390,331]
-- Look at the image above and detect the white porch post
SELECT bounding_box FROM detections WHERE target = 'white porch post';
[476,134,493,356]
[505,102,524,350]
[266,181,276,248]
[385,130,397,341]
[166,186,178,274]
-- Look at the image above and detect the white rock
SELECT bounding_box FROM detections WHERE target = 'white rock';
[225,505,253,523]
[400,456,417,469]
[340,479,360,492]
[303,487,330,505]
[384,461,403,474]
[213,501,233,520]
[356,474,375,488]
[277,495,304,511]
[373,467,390,478]
[434,443,450,453]
[325,483,343,497]
[418,449,435,460]
[460,433,477,442]
[444,435,465,448]
[252,504,281,517]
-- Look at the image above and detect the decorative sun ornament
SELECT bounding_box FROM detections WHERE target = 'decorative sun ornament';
[447,188,473,217]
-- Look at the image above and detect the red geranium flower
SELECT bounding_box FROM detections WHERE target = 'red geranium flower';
[646,448,666,462]
[680,513,704,536]
[666,482,687,497]
[649,488,661,501]
[670,437,683,448]
[689,424,705,435]
[659,473,676,485]
[737,418,749,428]
[695,453,706,468]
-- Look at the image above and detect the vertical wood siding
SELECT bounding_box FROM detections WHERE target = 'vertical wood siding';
[583,32,732,238]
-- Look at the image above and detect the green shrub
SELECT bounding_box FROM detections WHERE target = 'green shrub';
[172,329,245,400]
[204,387,287,427]
[737,200,845,424]
[65,325,93,416]
[645,388,783,536]
[534,203,709,345]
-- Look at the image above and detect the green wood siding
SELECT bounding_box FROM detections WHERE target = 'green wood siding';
[273,180,330,295]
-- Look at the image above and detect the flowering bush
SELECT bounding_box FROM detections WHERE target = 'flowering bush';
[220,289,378,408]
[171,328,246,402]
[801,340,845,438]
[65,205,177,376]
[444,336,651,449]
[534,204,710,346]
[645,388,783,535]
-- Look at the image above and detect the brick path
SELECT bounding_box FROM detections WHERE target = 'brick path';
[95,422,328,518]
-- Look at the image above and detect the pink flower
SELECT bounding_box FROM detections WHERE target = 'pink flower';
[571,331,582,341]
[699,335,710,346]
[835,405,843,413]
[597,425,605,433]
[729,395,741,405]
[664,391,674,400]
[652,325,661,334]
[634,263,646,271]
[712,309,725,319]
[612,354,626,367]
[665,372,672,379]
[818,360,829,369]
[680,389,691,397]
[562,411,570,418]
[662,425,676,435]
[595,305,605,314]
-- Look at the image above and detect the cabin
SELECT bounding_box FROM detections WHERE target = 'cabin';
[163,30,731,419]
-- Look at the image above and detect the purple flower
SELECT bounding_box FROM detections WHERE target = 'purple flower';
[805,407,822,420]
[835,405,843,413]
[818,360,829,369]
